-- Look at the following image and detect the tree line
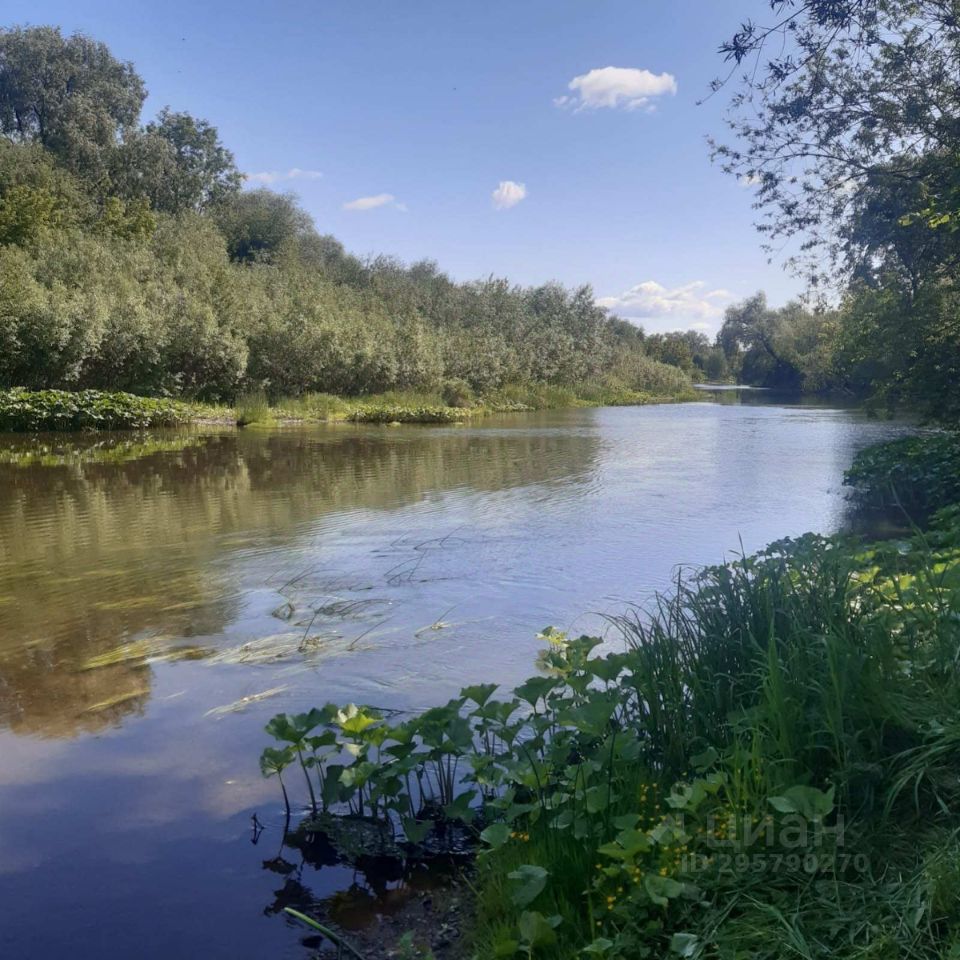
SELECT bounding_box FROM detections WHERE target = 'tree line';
[0,25,687,402]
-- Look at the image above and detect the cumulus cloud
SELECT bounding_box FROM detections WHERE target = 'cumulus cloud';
[596,280,734,333]
[555,66,677,111]
[245,167,323,185]
[342,193,406,212]
[492,180,527,210]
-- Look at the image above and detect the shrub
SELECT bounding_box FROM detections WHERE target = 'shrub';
[440,377,475,408]
[844,432,960,524]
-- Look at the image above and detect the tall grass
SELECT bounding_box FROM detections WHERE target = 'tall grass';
[234,390,271,426]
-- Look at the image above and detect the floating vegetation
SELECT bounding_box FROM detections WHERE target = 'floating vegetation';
[204,685,289,718]
[208,630,387,666]
[83,686,150,714]
[79,639,208,671]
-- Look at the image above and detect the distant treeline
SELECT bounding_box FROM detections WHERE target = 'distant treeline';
[0,26,689,402]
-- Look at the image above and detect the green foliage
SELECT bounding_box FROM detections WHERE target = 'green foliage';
[0,25,145,178]
[213,188,316,264]
[234,391,271,426]
[347,404,465,424]
[718,292,838,391]
[834,280,960,421]
[0,388,192,431]
[713,5,960,420]
[440,377,476,408]
[844,433,960,525]
[110,108,241,214]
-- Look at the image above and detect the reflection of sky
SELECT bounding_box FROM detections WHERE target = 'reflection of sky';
[0,401,913,959]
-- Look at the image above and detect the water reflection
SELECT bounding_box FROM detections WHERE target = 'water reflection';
[0,419,600,736]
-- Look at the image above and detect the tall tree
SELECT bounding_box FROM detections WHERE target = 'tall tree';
[0,26,144,179]
[111,108,241,213]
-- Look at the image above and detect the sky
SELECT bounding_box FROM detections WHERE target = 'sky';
[4,0,803,336]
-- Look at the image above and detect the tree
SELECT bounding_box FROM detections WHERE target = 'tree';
[214,188,317,263]
[0,141,88,244]
[0,26,144,179]
[842,156,960,298]
[719,292,834,390]
[110,109,241,214]
[713,1,960,284]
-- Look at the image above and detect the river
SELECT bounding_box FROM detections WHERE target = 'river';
[0,393,909,958]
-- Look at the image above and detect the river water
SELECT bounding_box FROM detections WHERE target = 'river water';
[0,394,908,958]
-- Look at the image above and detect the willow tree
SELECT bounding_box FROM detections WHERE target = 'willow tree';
[0,26,144,180]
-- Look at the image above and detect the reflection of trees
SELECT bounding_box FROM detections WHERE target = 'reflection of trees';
[0,420,599,737]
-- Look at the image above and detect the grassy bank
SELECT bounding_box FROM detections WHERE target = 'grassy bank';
[0,383,697,432]
[244,382,696,426]
[258,432,960,959]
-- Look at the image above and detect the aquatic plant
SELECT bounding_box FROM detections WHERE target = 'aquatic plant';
[0,388,193,431]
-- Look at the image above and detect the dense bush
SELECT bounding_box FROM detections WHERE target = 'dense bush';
[0,25,696,405]
[844,431,960,525]
[0,175,690,402]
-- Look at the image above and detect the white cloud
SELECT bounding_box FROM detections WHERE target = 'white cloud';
[245,167,323,185]
[597,280,734,333]
[555,66,677,112]
[342,193,406,212]
[492,180,527,210]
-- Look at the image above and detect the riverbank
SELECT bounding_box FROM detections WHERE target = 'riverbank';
[260,431,960,959]
[0,384,698,432]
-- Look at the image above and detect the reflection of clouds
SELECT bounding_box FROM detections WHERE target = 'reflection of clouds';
[0,732,74,788]
[0,682,277,833]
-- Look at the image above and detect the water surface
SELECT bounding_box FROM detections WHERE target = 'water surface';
[0,398,908,958]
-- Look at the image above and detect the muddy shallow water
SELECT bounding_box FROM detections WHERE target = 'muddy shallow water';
[0,396,909,958]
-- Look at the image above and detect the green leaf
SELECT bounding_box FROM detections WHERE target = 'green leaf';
[335,703,381,737]
[401,817,432,845]
[585,785,610,814]
[670,932,700,957]
[480,822,512,850]
[259,745,293,776]
[508,864,549,908]
[514,676,558,707]
[581,939,615,956]
[461,682,498,707]
[768,784,835,820]
[690,747,718,771]
[518,910,559,948]
[644,874,683,906]
[443,789,477,822]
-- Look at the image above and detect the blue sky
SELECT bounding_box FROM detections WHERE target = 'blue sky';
[6,0,802,335]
